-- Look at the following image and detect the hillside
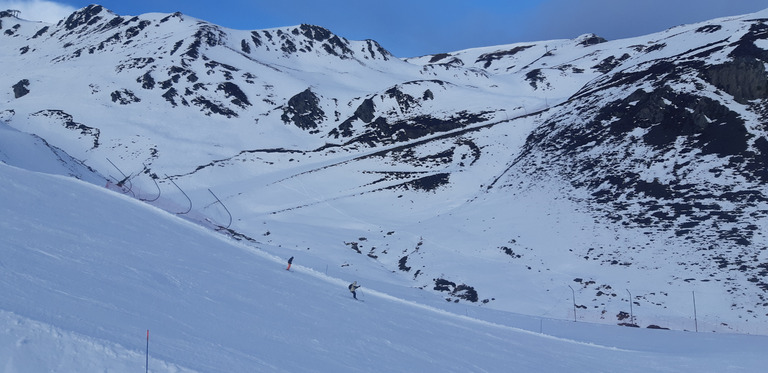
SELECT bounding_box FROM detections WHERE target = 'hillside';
[2,155,768,371]
[1,3,768,336]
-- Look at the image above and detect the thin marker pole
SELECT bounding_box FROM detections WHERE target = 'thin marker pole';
[146,329,149,373]
[692,291,698,332]
[568,285,577,322]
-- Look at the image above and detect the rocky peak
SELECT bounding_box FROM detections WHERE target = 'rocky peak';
[243,23,392,62]
[576,33,607,46]
[59,5,111,31]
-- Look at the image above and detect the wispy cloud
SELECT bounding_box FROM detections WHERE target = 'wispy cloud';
[0,0,76,23]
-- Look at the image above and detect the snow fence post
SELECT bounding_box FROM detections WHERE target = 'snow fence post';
[146,329,149,373]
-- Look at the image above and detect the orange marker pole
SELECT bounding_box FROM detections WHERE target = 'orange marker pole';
[146,329,149,373]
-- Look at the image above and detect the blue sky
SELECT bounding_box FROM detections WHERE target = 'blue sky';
[2,0,767,57]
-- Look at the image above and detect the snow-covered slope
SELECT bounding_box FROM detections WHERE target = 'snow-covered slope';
[2,4,768,337]
[2,161,768,372]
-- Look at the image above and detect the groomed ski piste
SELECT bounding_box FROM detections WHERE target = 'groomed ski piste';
[1,147,767,372]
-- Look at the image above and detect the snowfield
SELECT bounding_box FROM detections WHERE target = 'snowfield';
[0,147,766,371]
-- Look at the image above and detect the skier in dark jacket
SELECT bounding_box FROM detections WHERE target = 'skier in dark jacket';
[348,281,361,299]
[286,256,294,271]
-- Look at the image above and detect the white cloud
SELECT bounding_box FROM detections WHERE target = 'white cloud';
[0,0,76,23]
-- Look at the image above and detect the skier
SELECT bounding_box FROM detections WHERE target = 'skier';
[348,281,361,299]
[286,256,294,271]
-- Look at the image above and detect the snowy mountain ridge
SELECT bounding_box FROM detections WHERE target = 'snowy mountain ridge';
[3,3,768,339]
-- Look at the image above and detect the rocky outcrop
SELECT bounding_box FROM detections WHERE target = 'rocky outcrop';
[12,79,29,98]
[111,89,140,104]
[704,56,768,104]
[281,88,325,131]
[60,4,107,31]
[577,33,607,46]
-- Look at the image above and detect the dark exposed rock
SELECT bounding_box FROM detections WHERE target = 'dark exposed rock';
[696,25,722,33]
[729,22,768,61]
[170,40,183,55]
[250,31,263,48]
[332,97,377,137]
[578,34,607,46]
[350,110,488,146]
[398,256,411,271]
[704,57,768,104]
[297,24,332,42]
[4,23,19,36]
[365,40,392,61]
[124,20,151,39]
[434,278,456,292]
[205,60,238,72]
[61,5,105,31]
[592,53,631,74]
[137,71,155,89]
[429,53,452,63]
[387,173,450,192]
[385,86,419,112]
[12,79,29,98]
[345,241,362,254]
[296,24,353,57]
[600,86,749,156]
[433,278,478,302]
[32,26,49,39]
[159,12,183,24]
[645,43,666,53]
[354,98,376,123]
[525,69,545,89]
[191,96,237,117]
[362,39,391,60]
[240,39,250,54]
[280,38,297,54]
[183,25,225,59]
[475,45,534,68]
[162,87,188,107]
[216,82,250,108]
[98,16,124,32]
[115,57,155,73]
[110,89,141,104]
[646,325,670,330]
[281,88,325,131]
